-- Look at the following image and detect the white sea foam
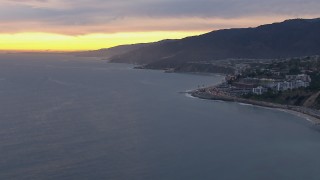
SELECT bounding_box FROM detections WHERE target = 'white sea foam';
[238,103,253,106]
[185,93,196,99]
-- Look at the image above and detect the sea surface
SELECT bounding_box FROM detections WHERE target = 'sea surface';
[1,54,320,180]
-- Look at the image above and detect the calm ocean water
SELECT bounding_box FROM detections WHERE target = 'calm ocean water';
[1,54,320,180]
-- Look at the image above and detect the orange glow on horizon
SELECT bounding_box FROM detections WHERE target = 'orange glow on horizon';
[0,31,205,51]
[2,15,318,52]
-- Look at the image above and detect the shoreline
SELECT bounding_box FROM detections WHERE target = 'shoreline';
[113,63,320,124]
[190,89,320,125]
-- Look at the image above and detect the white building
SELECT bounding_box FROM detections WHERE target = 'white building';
[252,86,268,95]
[286,74,311,82]
[276,80,310,91]
[293,80,310,88]
[277,81,293,91]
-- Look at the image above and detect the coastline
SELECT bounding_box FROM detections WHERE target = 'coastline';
[116,62,320,124]
[190,89,320,125]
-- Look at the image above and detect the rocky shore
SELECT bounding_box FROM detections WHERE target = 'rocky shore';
[191,88,320,124]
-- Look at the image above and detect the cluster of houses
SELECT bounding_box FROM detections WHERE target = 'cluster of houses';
[224,74,312,96]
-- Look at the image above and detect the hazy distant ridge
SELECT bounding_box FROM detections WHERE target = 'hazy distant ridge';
[70,43,149,58]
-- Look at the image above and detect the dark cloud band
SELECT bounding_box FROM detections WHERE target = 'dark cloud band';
[0,0,319,34]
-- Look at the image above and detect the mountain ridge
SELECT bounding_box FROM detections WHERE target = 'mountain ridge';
[109,18,320,68]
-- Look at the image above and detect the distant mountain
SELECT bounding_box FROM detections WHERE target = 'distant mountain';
[70,43,149,58]
[72,39,177,60]
[109,18,320,68]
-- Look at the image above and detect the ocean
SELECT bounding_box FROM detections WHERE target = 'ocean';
[0,54,320,180]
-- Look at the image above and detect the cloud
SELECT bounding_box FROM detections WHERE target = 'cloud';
[0,0,319,35]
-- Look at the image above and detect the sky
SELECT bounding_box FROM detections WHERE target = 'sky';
[0,0,320,51]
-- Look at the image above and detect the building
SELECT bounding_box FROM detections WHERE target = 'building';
[276,80,310,91]
[293,80,310,88]
[252,86,268,95]
[285,74,311,82]
[276,81,293,91]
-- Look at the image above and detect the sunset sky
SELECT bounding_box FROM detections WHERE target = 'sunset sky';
[1,0,319,51]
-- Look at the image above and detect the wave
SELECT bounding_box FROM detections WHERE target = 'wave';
[238,103,253,106]
[185,93,196,99]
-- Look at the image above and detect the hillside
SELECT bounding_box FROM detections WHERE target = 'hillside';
[70,43,149,58]
[109,18,320,68]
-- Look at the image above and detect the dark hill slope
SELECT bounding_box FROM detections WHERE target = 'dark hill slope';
[110,18,320,66]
